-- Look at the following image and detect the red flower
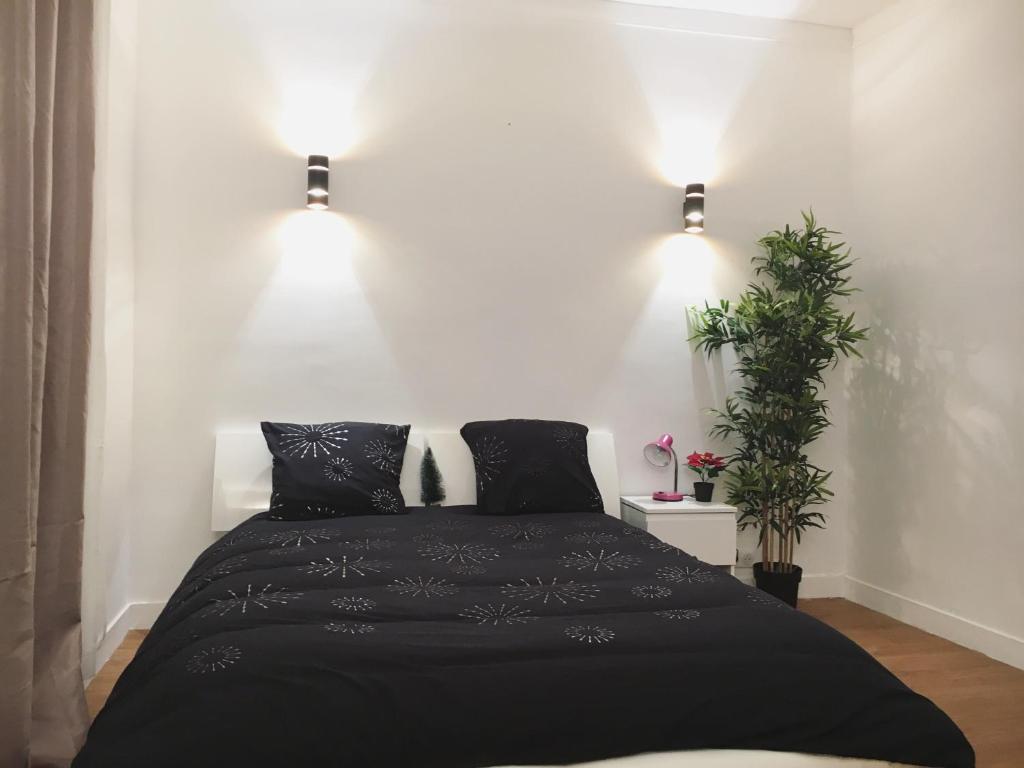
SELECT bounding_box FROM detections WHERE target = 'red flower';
[686,450,727,481]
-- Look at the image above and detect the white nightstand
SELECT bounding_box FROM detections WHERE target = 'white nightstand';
[620,495,738,574]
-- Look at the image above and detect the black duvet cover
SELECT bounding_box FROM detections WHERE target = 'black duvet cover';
[75,507,972,768]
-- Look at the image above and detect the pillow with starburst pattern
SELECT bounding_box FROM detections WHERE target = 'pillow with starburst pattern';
[261,421,410,519]
[461,419,603,515]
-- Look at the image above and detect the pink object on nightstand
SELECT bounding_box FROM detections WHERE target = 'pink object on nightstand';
[652,490,685,502]
[643,434,684,501]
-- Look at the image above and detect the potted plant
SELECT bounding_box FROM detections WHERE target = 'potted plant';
[690,212,867,606]
[685,452,726,502]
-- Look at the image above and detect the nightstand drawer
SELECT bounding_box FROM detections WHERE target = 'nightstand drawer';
[621,503,735,567]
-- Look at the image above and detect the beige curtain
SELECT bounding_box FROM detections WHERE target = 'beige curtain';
[0,1,95,765]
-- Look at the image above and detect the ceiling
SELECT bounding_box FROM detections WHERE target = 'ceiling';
[614,0,896,29]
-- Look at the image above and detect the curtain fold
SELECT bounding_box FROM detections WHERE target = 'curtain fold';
[0,1,95,765]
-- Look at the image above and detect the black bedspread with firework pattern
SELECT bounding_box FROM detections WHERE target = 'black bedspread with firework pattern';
[74,507,972,768]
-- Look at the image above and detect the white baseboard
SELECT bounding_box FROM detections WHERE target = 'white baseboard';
[129,600,166,628]
[845,576,1024,670]
[91,600,166,679]
[797,573,847,598]
[91,603,132,681]
[733,568,847,599]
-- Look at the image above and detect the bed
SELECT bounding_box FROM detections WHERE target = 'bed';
[74,430,972,768]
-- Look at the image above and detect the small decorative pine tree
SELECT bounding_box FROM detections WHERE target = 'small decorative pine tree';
[420,447,446,506]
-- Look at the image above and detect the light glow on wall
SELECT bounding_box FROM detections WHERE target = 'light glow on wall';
[277,84,358,159]
[657,116,719,189]
[654,233,715,298]
[613,15,778,193]
[275,209,356,284]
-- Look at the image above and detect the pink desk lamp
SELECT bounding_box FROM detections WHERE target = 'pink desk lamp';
[644,434,685,501]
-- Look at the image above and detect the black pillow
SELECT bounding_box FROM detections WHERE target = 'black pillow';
[460,419,604,515]
[261,421,410,520]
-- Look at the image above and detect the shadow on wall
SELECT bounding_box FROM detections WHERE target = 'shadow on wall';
[125,0,858,598]
[686,18,853,416]
[338,1,673,422]
[845,260,1001,597]
[681,34,853,560]
[213,0,845,439]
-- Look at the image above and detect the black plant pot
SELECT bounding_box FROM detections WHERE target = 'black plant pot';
[693,482,714,502]
[753,562,803,607]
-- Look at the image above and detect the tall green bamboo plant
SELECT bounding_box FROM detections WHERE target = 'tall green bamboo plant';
[690,212,868,574]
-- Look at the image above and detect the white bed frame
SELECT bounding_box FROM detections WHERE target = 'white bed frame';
[207,427,910,768]
[210,428,621,531]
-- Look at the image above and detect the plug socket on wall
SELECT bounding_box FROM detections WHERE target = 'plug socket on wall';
[737,550,758,567]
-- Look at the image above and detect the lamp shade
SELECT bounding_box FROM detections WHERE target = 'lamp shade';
[307,155,329,210]
[643,434,675,468]
[683,195,704,233]
[683,182,705,233]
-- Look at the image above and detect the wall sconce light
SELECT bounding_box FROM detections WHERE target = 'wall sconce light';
[307,155,329,210]
[683,182,705,234]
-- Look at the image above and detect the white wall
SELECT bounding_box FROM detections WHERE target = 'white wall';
[82,0,138,678]
[846,0,1024,667]
[124,0,855,606]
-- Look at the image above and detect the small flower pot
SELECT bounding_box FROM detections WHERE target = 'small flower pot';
[693,482,714,502]
[753,562,803,607]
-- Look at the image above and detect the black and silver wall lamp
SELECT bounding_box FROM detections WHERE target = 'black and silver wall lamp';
[683,182,705,234]
[306,155,329,210]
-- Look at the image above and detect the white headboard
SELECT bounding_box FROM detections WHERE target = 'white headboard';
[211,429,620,531]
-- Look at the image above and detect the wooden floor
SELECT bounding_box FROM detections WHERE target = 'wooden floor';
[801,599,1024,768]
[87,599,1024,767]
[86,629,147,719]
